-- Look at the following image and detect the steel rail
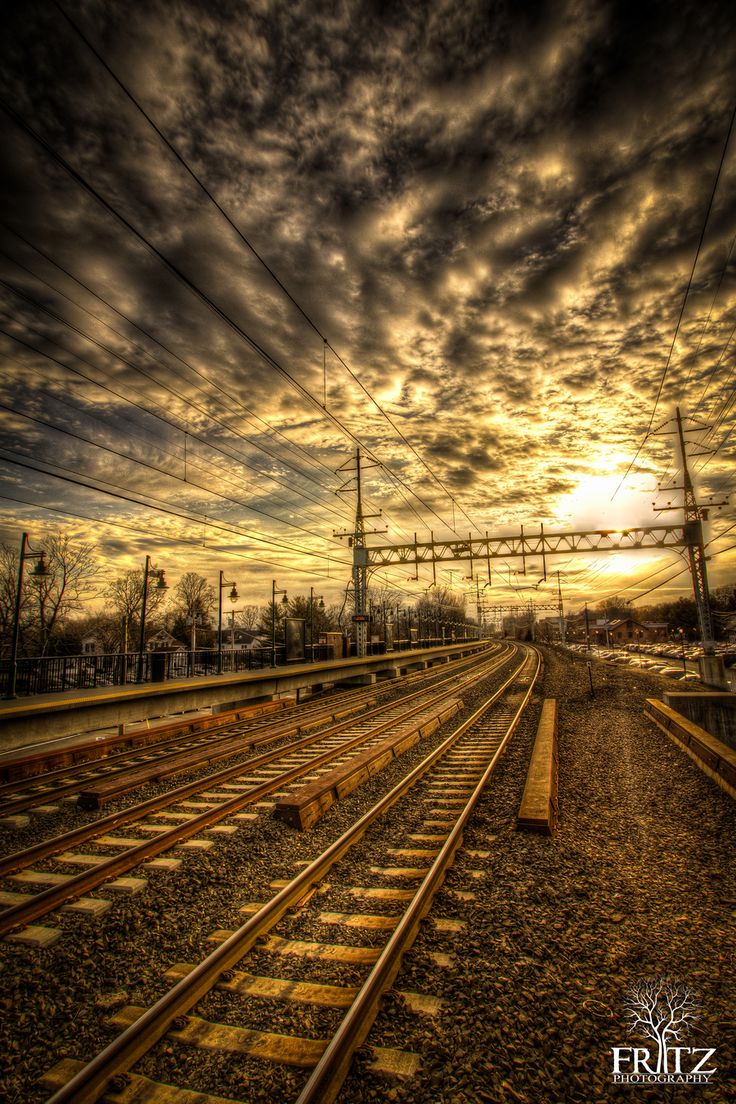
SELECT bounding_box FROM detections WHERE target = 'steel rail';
[0,643,499,813]
[297,645,540,1104]
[76,643,505,808]
[0,700,292,796]
[1,647,515,934]
[0,693,375,817]
[0,646,507,883]
[43,647,530,1104]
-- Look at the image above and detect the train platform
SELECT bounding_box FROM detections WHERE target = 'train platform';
[0,641,490,756]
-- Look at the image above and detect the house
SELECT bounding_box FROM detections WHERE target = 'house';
[145,629,186,652]
[80,633,104,656]
[232,629,269,652]
[597,618,666,646]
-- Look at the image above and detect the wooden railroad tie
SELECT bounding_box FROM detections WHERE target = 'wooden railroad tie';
[516,698,558,836]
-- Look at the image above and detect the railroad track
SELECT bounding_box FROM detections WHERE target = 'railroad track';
[0,644,516,940]
[0,645,502,820]
[0,693,374,819]
[39,645,540,1104]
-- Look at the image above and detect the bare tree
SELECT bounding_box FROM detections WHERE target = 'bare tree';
[174,572,214,623]
[0,544,19,655]
[624,978,699,1073]
[104,568,168,652]
[236,604,261,631]
[0,534,102,657]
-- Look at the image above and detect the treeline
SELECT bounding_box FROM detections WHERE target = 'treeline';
[0,534,473,658]
[587,588,736,637]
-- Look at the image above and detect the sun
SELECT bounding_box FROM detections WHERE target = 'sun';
[554,472,655,531]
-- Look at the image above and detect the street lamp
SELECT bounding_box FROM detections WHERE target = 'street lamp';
[309,587,324,662]
[218,572,239,674]
[271,580,288,666]
[5,532,51,699]
[136,556,168,683]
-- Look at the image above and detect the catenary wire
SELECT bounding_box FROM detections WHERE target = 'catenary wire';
[612,99,736,500]
[0,96,461,539]
[0,321,356,533]
[50,0,483,538]
[0,275,358,522]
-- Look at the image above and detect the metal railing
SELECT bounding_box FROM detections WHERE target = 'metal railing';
[0,648,274,699]
[0,634,477,699]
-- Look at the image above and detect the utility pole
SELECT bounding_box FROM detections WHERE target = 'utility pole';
[653,406,728,685]
[676,409,715,654]
[353,448,368,659]
[334,448,385,658]
[556,570,565,645]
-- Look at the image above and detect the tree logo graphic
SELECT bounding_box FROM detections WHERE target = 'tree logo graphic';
[611,978,718,1085]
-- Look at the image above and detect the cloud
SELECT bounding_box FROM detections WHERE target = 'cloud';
[0,0,734,611]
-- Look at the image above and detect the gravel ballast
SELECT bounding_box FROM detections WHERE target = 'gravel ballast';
[340,646,735,1104]
[1,645,734,1104]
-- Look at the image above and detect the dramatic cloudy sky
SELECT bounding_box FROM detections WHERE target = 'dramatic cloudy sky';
[0,0,735,621]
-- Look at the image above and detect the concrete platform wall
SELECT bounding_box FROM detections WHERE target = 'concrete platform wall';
[662,691,736,753]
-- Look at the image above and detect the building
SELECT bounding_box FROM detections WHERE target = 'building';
[596,618,668,646]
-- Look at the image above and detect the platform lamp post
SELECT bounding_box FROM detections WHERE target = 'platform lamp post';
[271,581,288,667]
[679,627,687,674]
[136,556,168,683]
[309,587,324,662]
[5,532,51,700]
[218,572,239,674]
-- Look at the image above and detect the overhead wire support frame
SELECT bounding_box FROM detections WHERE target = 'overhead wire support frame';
[354,524,688,572]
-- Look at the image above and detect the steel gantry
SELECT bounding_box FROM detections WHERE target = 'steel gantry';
[340,409,726,673]
[353,524,686,576]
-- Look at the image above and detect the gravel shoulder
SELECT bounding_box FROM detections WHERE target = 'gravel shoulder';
[339,646,736,1104]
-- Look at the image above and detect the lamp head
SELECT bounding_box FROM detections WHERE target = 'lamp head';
[31,552,51,578]
[229,585,239,602]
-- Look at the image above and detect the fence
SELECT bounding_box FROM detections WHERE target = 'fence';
[0,632,474,699]
[0,647,271,699]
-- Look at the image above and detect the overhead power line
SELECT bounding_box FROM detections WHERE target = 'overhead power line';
[0,325,352,539]
[0,96,461,540]
[0,491,351,585]
[0,225,419,544]
[0,224,339,483]
[48,0,482,537]
[614,98,736,498]
[0,448,347,566]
